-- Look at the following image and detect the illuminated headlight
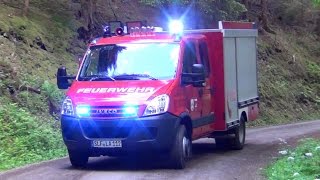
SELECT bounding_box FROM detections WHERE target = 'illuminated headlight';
[76,105,91,117]
[61,96,74,116]
[169,20,184,35]
[143,94,169,116]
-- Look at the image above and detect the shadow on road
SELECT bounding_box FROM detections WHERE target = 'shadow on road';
[62,140,238,171]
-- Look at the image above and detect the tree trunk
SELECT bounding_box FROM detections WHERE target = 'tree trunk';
[242,0,249,20]
[260,0,275,34]
[242,0,249,9]
[79,0,97,39]
[89,0,93,30]
[23,0,30,16]
[79,0,89,30]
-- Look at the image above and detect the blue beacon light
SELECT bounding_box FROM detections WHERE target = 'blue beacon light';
[169,20,184,35]
[76,105,91,117]
[123,106,137,116]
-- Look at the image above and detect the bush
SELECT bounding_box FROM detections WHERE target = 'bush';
[0,101,66,170]
[270,0,318,27]
[265,138,320,180]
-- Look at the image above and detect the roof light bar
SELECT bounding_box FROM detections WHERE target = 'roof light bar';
[169,20,184,35]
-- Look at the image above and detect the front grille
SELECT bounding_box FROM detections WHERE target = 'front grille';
[89,106,138,118]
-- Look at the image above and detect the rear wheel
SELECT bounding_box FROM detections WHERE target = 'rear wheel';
[169,125,192,169]
[215,116,246,150]
[68,149,89,168]
[230,116,246,150]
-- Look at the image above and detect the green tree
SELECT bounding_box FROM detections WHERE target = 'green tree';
[140,0,246,28]
[313,0,320,5]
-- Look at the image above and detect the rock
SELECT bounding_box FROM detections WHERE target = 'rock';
[275,47,282,53]
[77,26,91,41]
[3,32,8,38]
[33,36,47,51]
[296,93,309,104]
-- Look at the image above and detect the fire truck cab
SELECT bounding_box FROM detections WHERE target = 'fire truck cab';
[57,20,259,169]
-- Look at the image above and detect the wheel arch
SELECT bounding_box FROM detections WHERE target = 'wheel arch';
[240,110,248,122]
[179,112,193,139]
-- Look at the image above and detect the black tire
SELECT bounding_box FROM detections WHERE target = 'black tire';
[68,150,89,168]
[169,125,192,169]
[215,116,246,150]
[230,116,246,150]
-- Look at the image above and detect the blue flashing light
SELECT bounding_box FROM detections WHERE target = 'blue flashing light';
[123,106,137,116]
[169,20,184,35]
[76,105,90,117]
[103,26,111,37]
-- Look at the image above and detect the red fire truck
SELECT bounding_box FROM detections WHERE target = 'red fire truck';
[57,20,259,169]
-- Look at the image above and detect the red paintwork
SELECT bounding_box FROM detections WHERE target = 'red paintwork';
[68,80,174,117]
[220,21,255,29]
[203,32,227,131]
[94,34,176,46]
[69,24,258,140]
[248,104,259,121]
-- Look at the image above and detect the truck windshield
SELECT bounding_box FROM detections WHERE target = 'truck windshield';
[78,43,180,81]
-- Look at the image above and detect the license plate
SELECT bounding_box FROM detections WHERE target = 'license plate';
[92,140,122,148]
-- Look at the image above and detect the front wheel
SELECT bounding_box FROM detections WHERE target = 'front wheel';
[169,125,192,169]
[68,149,89,168]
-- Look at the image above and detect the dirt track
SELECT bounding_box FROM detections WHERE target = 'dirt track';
[1,120,320,180]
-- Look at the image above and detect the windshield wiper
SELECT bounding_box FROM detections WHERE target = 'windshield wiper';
[81,75,115,81]
[113,74,158,80]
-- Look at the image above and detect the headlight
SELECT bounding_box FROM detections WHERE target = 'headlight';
[61,96,74,116]
[143,94,169,116]
[76,105,90,117]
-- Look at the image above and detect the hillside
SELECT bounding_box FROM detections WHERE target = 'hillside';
[0,0,319,170]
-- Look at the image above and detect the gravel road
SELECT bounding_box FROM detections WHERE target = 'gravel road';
[1,120,320,180]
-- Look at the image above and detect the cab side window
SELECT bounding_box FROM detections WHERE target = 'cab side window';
[199,42,210,77]
[182,41,197,74]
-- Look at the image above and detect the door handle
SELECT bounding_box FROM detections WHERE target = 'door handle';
[198,88,204,97]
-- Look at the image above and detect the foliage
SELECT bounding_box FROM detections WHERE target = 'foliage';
[41,80,65,107]
[0,100,66,170]
[139,0,246,28]
[313,0,320,6]
[250,29,320,127]
[269,0,318,27]
[265,138,320,180]
[0,2,73,171]
[306,61,320,83]
[15,79,65,116]
[0,3,75,59]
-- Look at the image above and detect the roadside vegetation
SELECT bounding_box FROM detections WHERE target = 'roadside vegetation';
[0,0,319,171]
[265,138,320,180]
[0,1,76,170]
[0,97,66,170]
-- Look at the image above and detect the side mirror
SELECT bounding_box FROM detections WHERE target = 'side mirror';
[57,66,74,89]
[191,64,206,87]
[181,64,206,87]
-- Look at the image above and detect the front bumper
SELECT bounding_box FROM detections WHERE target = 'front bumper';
[61,113,180,156]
